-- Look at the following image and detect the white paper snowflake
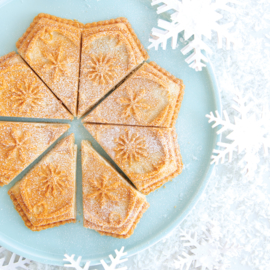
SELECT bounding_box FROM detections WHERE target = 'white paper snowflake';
[64,246,127,270]
[64,254,93,270]
[206,93,270,175]
[174,224,238,270]
[148,0,236,71]
[0,247,30,270]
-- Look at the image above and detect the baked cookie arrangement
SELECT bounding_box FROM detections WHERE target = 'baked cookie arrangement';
[8,134,77,231]
[0,13,184,238]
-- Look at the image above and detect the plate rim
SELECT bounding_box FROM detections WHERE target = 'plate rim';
[0,60,221,266]
[119,60,222,261]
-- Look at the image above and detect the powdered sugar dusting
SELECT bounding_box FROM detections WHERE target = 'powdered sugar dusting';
[78,21,145,117]
[0,53,73,120]
[0,122,69,186]
[18,17,81,116]
[84,62,181,127]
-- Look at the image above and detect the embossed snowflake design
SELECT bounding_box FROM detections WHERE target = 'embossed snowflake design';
[0,129,32,162]
[149,0,236,71]
[174,225,239,270]
[10,79,43,112]
[117,87,150,121]
[87,174,119,209]
[84,53,119,85]
[39,164,70,197]
[111,34,124,47]
[42,46,74,81]
[39,28,54,44]
[114,131,148,165]
[33,201,47,216]
[206,93,270,175]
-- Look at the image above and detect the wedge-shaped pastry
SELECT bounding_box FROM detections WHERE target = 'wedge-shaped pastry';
[82,140,149,238]
[78,17,149,117]
[0,52,73,119]
[0,122,70,186]
[84,124,183,195]
[84,62,184,127]
[8,134,77,231]
[16,13,83,116]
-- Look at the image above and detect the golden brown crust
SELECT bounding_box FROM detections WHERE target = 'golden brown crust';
[83,124,183,195]
[16,13,83,49]
[8,134,76,231]
[8,192,75,231]
[0,51,16,65]
[0,122,70,186]
[148,61,183,86]
[83,63,184,128]
[84,17,148,61]
[141,130,183,195]
[149,61,185,126]
[0,181,5,187]
[95,201,149,238]
[78,18,148,117]
[16,14,82,116]
[83,61,183,128]
[0,52,73,120]
[171,82,185,126]
[82,140,149,237]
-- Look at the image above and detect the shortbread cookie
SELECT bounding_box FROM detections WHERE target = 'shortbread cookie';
[82,140,149,238]
[84,124,183,195]
[16,13,83,116]
[0,52,73,119]
[83,62,184,127]
[78,17,149,117]
[0,122,70,186]
[8,134,77,231]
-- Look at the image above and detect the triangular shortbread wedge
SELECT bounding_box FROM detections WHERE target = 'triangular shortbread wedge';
[84,62,184,127]
[0,122,70,186]
[82,140,149,238]
[16,13,84,116]
[0,52,73,119]
[84,124,183,195]
[8,134,77,231]
[78,17,149,117]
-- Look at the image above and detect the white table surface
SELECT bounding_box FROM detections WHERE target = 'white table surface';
[1,0,270,269]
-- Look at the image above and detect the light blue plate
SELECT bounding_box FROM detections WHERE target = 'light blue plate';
[0,0,221,266]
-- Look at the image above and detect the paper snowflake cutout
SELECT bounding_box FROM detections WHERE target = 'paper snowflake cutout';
[64,254,92,270]
[0,247,30,270]
[174,225,238,270]
[64,246,127,270]
[206,93,270,175]
[148,0,236,71]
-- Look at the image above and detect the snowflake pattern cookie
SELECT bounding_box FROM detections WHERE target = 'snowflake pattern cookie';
[82,140,149,238]
[78,17,149,117]
[8,134,77,231]
[0,52,73,119]
[84,124,183,195]
[1,12,183,244]
[0,122,69,186]
[83,62,185,127]
[16,13,83,116]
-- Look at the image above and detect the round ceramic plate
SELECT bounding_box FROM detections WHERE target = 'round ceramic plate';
[0,0,221,266]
